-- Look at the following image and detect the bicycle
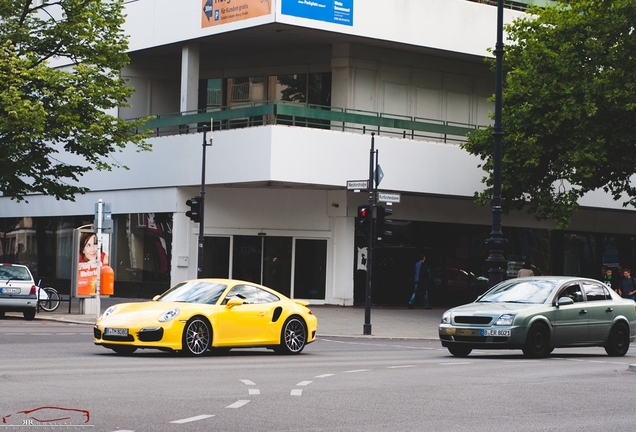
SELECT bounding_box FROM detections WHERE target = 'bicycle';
[38,286,61,312]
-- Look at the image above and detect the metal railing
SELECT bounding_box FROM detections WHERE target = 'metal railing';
[466,0,556,11]
[132,100,480,144]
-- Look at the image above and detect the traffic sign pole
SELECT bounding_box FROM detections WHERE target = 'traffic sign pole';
[364,133,377,336]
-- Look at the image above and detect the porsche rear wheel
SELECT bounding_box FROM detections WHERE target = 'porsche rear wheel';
[276,316,307,355]
[182,317,211,356]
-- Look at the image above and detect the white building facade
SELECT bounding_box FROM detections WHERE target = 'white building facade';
[2,0,635,305]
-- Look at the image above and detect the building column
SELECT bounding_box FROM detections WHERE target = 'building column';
[180,43,200,114]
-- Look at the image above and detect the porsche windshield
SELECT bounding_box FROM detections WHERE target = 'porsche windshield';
[478,280,557,304]
[156,281,228,305]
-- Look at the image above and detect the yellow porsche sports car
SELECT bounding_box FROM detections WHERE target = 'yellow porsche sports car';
[93,279,318,356]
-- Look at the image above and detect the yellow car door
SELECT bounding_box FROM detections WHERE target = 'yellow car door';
[213,285,276,346]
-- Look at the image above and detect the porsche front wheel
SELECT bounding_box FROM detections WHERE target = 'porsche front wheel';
[182,317,211,356]
[276,317,307,355]
[111,346,138,355]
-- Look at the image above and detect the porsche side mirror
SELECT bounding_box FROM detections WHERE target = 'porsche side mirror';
[226,297,244,308]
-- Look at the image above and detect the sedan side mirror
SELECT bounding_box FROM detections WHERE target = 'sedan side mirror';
[556,297,574,307]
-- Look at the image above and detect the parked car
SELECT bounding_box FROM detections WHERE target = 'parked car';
[439,276,636,358]
[0,263,38,320]
[94,278,318,356]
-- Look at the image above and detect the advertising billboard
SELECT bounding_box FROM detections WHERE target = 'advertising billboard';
[72,228,111,298]
[281,0,353,26]
[202,0,272,28]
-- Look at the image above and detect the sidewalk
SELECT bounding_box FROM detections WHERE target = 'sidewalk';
[21,297,443,340]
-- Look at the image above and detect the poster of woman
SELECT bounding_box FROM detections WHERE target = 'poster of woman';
[76,231,110,297]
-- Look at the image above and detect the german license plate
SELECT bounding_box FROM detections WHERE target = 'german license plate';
[105,328,129,337]
[0,288,20,294]
[482,329,511,337]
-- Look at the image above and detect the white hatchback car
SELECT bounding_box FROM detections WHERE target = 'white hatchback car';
[0,263,38,320]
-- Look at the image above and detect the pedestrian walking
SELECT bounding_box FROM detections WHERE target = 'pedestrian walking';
[408,254,431,309]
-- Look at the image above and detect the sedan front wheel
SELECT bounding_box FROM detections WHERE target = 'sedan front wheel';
[448,347,472,357]
[522,323,551,358]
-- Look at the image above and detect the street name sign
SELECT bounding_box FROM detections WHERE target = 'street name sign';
[378,192,401,203]
[347,180,369,190]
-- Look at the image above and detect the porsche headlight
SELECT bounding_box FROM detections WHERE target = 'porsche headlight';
[441,311,452,324]
[495,313,516,326]
[101,305,116,320]
[158,308,179,322]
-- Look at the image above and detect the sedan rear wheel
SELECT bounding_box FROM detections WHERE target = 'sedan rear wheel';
[23,308,36,321]
[276,317,307,355]
[522,323,551,358]
[605,322,630,357]
[182,317,211,356]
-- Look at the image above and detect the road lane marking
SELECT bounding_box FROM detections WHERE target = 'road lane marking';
[344,369,369,373]
[170,414,215,424]
[226,400,250,409]
[296,381,313,386]
[290,389,303,396]
[387,365,416,369]
[440,362,473,365]
[240,379,255,385]
[315,374,334,378]
[248,389,260,395]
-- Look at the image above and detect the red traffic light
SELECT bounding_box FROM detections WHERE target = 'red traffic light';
[358,205,370,219]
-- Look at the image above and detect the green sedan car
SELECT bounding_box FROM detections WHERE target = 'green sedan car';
[439,276,636,358]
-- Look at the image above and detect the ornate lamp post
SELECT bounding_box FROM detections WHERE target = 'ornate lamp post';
[485,0,507,287]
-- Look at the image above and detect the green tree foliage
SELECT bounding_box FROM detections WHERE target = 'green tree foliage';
[0,0,149,201]
[462,0,636,228]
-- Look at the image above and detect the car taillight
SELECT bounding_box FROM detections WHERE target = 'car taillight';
[29,286,36,295]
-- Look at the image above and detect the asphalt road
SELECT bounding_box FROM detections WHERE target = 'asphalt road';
[2,319,636,431]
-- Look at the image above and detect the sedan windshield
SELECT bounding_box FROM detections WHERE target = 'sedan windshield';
[478,280,557,304]
[156,281,228,305]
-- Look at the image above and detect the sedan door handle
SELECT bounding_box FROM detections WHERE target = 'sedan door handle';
[579,309,588,315]
[606,307,614,313]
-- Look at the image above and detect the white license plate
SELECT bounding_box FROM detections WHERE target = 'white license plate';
[105,328,129,337]
[482,329,511,337]
[1,288,21,294]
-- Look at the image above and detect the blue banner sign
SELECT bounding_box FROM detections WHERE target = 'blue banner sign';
[282,0,353,26]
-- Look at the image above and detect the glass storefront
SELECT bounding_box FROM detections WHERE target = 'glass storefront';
[203,235,326,300]
[355,219,636,307]
[0,214,173,297]
[2,213,635,304]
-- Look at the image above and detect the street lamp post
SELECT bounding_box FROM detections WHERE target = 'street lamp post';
[485,0,507,287]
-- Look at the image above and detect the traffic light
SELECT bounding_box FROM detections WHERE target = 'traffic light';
[376,205,393,242]
[356,205,371,247]
[186,196,201,222]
